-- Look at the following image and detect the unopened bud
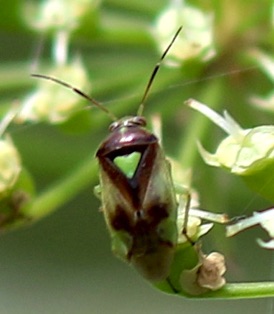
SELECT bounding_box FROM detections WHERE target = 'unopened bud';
[19,58,90,124]
[23,0,97,32]
[0,138,21,199]
[154,1,215,64]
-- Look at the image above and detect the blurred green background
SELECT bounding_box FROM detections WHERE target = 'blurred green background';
[0,0,273,313]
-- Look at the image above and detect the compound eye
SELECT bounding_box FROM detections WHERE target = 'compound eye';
[133,116,146,127]
[109,121,120,132]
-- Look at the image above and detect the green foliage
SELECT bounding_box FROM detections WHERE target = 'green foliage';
[0,0,274,311]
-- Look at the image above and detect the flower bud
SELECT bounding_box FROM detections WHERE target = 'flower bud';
[187,98,274,202]
[154,1,215,64]
[0,138,21,199]
[23,0,98,32]
[196,252,226,290]
[19,58,90,124]
[179,248,226,295]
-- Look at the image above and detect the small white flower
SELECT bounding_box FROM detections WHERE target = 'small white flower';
[227,208,274,249]
[18,58,90,124]
[177,194,228,244]
[23,0,97,32]
[187,98,274,175]
[154,0,215,64]
[0,138,21,198]
[0,109,22,198]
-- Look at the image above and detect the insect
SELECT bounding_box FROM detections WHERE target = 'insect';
[32,28,184,283]
[31,28,228,295]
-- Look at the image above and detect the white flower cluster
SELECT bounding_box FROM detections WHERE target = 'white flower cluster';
[154,0,215,64]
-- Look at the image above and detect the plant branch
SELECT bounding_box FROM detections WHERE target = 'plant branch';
[193,281,274,299]
[22,157,98,220]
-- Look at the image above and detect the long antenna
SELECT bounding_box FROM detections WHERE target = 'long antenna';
[31,74,118,121]
[137,26,182,116]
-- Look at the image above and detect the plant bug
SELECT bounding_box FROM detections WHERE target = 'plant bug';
[31,27,188,283]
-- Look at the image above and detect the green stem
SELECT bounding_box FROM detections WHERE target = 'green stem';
[99,23,151,46]
[193,282,274,299]
[22,157,98,220]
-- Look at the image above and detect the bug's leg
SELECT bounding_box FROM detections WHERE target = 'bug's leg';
[180,191,195,245]
[176,190,197,245]
[166,278,180,294]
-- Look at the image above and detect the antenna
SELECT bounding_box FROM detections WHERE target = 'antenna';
[137,26,182,117]
[31,74,118,121]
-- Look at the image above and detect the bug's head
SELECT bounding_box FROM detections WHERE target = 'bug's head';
[109,116,146,132]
